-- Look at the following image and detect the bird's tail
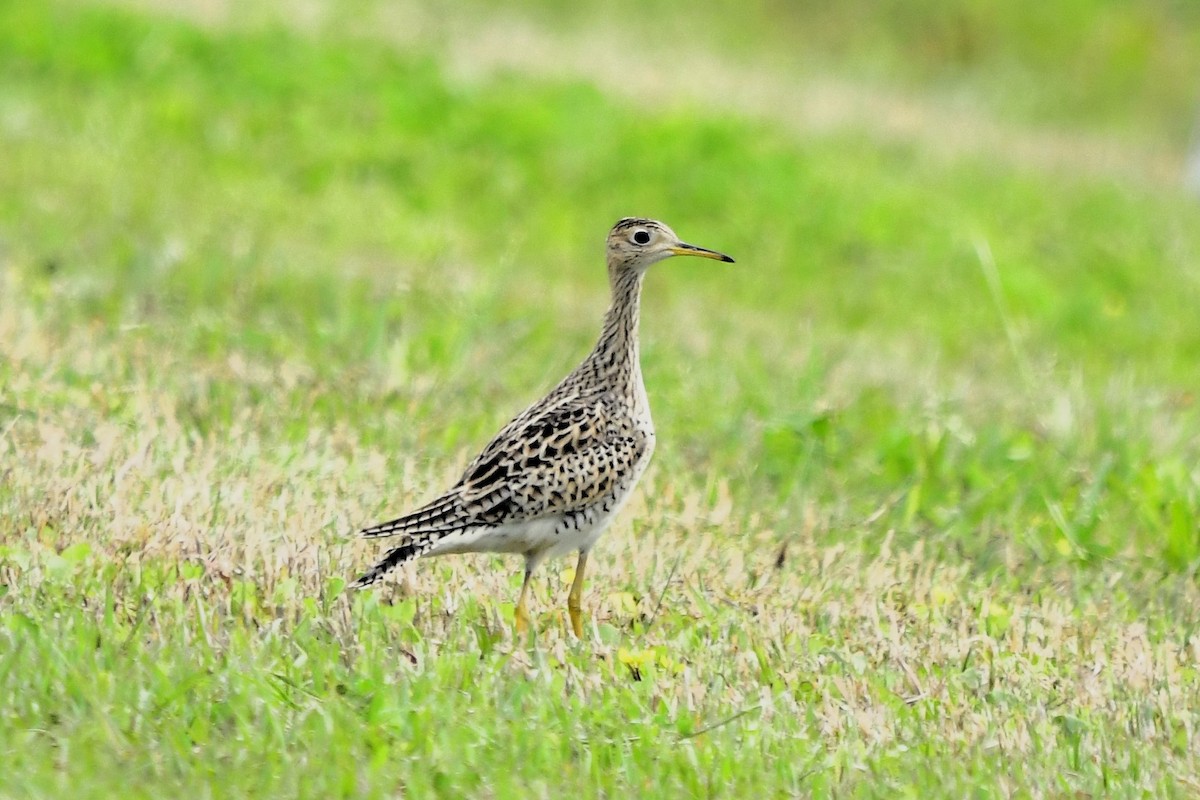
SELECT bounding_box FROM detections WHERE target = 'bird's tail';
[353,495,468,587]
[352,537,433,588]
[360,495,461,538]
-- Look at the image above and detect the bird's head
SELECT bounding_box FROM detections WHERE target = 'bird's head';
[605,218,734,274]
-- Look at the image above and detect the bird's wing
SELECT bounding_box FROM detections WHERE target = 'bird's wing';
[453,391,648,524]
[353,392,648,587]
[360,391,646,538]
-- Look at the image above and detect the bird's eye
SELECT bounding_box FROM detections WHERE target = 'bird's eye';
[632,230,651,245]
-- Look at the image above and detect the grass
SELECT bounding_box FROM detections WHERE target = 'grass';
[499,0,1200,145]
[2,1,1200,796]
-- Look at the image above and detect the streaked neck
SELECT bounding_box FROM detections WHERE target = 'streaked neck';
[589,267,644,380]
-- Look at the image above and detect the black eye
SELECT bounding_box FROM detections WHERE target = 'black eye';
[632,230,651,245]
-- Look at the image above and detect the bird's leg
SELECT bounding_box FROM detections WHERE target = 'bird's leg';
[514,565,533,635]
[567,550,589,639]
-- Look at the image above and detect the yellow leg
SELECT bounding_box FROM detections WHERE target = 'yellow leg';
[514,567,533,635]
[567,550,588,639]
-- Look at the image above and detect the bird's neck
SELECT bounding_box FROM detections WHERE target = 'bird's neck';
[587,267,645,386]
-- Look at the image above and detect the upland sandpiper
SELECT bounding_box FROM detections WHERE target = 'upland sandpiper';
[354,218,733,637]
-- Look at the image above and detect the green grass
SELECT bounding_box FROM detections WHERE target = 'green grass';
[502,0,1200,145]
[3,1,1200,796]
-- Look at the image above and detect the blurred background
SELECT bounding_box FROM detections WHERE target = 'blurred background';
[113,0,1200,168]
[3,0,1200,568]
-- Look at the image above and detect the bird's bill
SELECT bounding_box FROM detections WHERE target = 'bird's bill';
[669,242,735,263]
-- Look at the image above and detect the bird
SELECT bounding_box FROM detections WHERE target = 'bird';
[353,218,733,637]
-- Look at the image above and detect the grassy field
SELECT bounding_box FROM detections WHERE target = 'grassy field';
[3,1,1200,796]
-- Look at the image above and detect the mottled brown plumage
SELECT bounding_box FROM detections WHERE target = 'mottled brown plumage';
[354,218,733,637]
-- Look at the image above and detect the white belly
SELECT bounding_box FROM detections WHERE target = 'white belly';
[427,516,566,557]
